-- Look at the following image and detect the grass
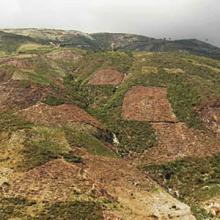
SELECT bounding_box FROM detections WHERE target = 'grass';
[0,112,33,132]
[34,201,104,220]
[0,197,34,220]
[74,51,133,83]
[42,95,65,106]
[143,153,220,219]
[167,75,203,129]
[64,77,157,155]
[64,126,117,158]
[20,126,82,170]
[2,45,220,219]
[0,31,37,53]
[0,198,104,220]
[17,43,54,54]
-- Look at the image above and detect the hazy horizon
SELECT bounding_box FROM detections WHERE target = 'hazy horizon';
[0,0,219,47]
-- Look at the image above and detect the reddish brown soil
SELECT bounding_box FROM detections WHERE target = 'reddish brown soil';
[122,86,177,122]
[19,103,102,128]
[0,69,11,82]
[46,50,82,62]
[0,81,50,111]
[9,159,112,202]
[5,155,195,219]
[141,122,220,165]
[83,155,153,190]
[88,69,124,86]
[197,101,220,138]
[6,58,34,69]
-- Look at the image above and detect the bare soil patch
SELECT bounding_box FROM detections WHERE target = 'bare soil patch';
[122,86,177,122]
[0,69,11,82]
[19,103,102,128]
[0,81,49,111]
[82,155,195,220]
[88,69,124,86]
[46,49,82,62]
[4,154,195,219]
[6,58,34,69]
[141,122,220,165]
[9,159,110,202]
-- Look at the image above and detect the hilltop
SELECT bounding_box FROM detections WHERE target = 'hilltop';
[1,28,220,59]
[0,30,220,219]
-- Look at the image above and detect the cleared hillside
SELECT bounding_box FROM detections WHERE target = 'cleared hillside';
[0,39,220,219]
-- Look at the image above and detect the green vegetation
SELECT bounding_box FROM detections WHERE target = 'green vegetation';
[20,126,81,170]
[42,95,65,106]
[0,31,37,53]
[0,112,32,132]
[35,201,104,220]
[17,43,54,54]
[64,126,117,158]
[168,75,203,129]
[1,43,220,219]
[74,51,132,83]
[0,197,34,220]
[143,154,220,219]
[114,120,156,154]
[0,198,104,220]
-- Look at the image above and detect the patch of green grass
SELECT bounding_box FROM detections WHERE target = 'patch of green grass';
[143,153,220,218]
[42,95,65,106]
[168,75,203,129]
[0,198,103,220]
[191,205,213,220]
[101,119,156,155]
[0,197,34,220]
[21,139,65,170]
[0,112,33,132]
[0,31,37,53]
[63,78,117,110]
[64,126,117,158]
[17,43,54,54]
[34,201,104,220]
[20,126,81,170]
[116,120,156,154]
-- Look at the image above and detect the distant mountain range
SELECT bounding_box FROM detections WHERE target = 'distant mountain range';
[1,28,220,59]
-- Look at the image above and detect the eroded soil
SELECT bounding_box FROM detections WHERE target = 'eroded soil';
[122,86,177,122]
[88,69,124,86]
[18,103,102,128]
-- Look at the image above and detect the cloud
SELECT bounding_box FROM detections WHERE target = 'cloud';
[0,0,219,46]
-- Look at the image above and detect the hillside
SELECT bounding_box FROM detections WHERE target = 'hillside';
[0,33,220,219]
[2,29,220,59]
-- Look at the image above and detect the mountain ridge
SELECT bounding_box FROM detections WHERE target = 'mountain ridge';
[1,28,220,59]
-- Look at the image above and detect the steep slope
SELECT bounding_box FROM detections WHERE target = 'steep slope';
[0,31,37,53]
[1,44,220,219]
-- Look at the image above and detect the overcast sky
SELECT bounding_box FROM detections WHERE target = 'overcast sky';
[0,0,219,46]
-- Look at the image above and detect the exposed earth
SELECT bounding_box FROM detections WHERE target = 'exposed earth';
[0,29,220,219]
[88,69,124,86]
[122,86,177,122]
